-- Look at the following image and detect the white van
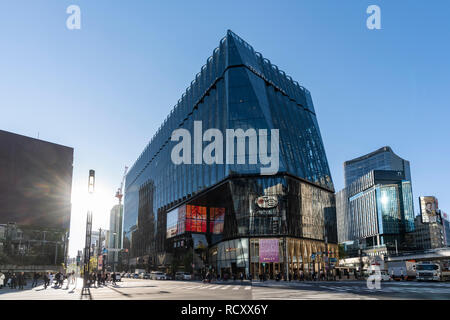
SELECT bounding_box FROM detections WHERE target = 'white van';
[150,271,166,280]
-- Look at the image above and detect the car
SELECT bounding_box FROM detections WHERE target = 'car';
[366,270,391,282]
[143,273,151,279]
[175,272,191,280]
[164,273,172,280]
[133,273,139,279]
[150,271,166,280]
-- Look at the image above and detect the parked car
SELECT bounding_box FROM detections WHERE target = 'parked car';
[133,273,139,279]
[143,273,151,279]
[175,272,191,280]
[164,273,172,280]
[150,271,166,280]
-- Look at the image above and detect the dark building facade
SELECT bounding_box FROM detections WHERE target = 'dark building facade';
[0,130,73,268]
[344,146,412,187]
[123,30,337,279]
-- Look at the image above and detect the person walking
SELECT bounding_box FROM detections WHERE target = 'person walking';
[49,273,54,288]
[17,272,25,290]
[0,271,4,289]
[31,272,39,288]
[11,273,17,289]
[43,273,49,289]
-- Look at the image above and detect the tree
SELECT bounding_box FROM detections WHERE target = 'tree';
[338,244,347,259]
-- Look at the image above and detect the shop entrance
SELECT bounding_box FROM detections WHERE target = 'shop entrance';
[250,262,285,280]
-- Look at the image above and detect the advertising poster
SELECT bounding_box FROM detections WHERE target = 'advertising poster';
[259,238,279,263]
[420,196,441,224]
[186,205,207,232]
[210,207,225,234]
[192,233,208,249]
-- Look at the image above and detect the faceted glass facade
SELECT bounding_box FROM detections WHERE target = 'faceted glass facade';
[123,31,335,276]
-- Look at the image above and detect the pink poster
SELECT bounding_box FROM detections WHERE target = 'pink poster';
[259,239,279,263]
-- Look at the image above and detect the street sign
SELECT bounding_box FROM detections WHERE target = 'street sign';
[311,254,315,260]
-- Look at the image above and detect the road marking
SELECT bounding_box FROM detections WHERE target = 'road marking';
[233,286,241,290]
[245,286,252,290]
[209,286,222,290]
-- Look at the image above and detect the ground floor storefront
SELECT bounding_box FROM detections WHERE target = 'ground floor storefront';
[209,237,339,280]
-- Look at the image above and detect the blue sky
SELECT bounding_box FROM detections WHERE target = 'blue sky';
[1,1,449,257]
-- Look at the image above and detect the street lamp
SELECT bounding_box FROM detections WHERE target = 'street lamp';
[82,170,95,297]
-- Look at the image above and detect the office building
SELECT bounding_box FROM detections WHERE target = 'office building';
[336,170,415,256]
[107,204,123,270]
[0,130,73,270]
[123,30,337,278]
[413,196,445,250]
[344,146,411,187]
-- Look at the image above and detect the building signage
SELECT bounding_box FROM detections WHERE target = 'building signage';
[259,239,279,263]
[256,196,278,209]
[420,196,441,224]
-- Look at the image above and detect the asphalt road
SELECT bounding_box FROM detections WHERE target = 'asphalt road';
[1,278,450,300]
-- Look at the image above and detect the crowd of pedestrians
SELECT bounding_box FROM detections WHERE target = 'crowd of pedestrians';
[0,270,77,291]
[85,271,118,288]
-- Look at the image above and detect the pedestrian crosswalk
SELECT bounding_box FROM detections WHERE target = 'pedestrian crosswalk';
[158,284,251,291]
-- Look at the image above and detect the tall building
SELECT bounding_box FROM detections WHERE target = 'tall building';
[336,146,415,257]
[344,146,411,187]
[336,170,415,255]
[0,130,73,269]
[107,204,123,270]
[123,30,337,278]
[442,212,450,247]
[413,196,445,250]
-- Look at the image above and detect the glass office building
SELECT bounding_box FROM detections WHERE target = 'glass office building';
[344,146,411,187]
[336,170,415,254]
[123,30,337,279]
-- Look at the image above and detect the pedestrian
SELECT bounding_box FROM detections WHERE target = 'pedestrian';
[49,273,54,287]
[0,271,4,289]
[31,272,39,288]
[17,272,25,290]
[43,273,49,289]
[11,273,17,289]
[239,272,244,283]
[97,272,102,287]
[54,273,60,288]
